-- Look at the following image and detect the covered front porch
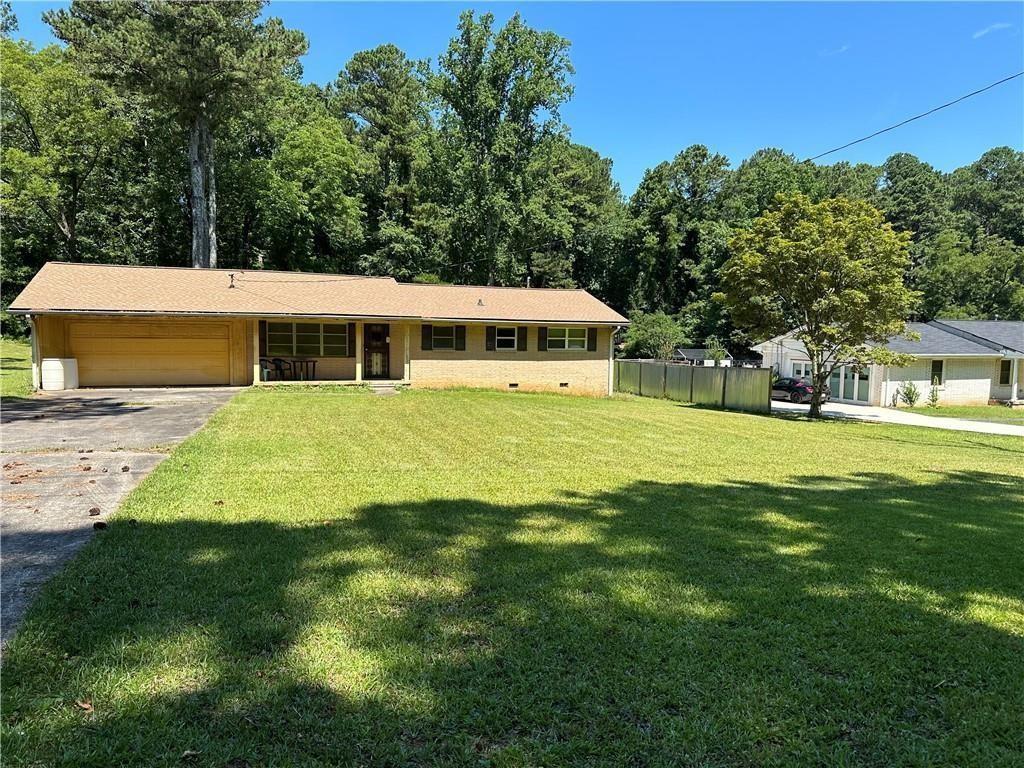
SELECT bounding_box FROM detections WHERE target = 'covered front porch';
[252,318,413,385]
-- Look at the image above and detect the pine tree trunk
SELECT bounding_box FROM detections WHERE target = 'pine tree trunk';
[201,113,218,269]
[189,115,209,268]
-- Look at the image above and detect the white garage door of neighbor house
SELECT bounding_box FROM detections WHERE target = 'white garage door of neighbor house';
[68,319,232,387]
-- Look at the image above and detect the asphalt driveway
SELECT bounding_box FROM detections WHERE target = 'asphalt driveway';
[1,387,238,647]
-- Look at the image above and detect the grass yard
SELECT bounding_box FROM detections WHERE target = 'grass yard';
[0,337,32,399]
[903,404,1024,426]
[3,389,1023,767]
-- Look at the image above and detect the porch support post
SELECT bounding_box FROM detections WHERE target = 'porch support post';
[355,321,364,382]
[251,320,260,385]
[1011,357,1020,404]
[404,324,411,382]
[29,315,40,391]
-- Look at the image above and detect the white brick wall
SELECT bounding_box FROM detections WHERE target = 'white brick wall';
[885,357,1003,406]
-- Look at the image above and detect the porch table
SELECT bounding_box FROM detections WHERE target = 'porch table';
[291,358,317,381]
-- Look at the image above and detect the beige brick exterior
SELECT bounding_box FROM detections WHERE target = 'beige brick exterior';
[34,314,253,387]
[32,315,616,395]
[410,323,613,396]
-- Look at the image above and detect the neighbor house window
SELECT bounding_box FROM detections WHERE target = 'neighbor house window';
[432,325,455,350]
[792,361,812,381]
[930,359,944,386]
[495,326,517,350]
[265,322,349,357]
[999,360,1012,386]
[547,327,586,350]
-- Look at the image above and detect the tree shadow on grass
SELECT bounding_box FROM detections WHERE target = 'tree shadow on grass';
[2,471,1023,766]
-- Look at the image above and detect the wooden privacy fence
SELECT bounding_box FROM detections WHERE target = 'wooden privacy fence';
[614,360,771,414]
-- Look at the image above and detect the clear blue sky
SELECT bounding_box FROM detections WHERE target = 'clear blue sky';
[12,1,1024,194]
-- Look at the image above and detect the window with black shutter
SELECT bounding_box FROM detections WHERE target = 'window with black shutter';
[495,326,517,350]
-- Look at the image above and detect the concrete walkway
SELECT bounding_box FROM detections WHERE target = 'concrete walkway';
[1,387,239,648]
[772,399,1024,437]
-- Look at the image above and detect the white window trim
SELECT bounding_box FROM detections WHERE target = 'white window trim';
[432,325,456,351]
[495,326,518,351]
[548,326,587,351]
[930,358,945,388]
[998,359,1012,386]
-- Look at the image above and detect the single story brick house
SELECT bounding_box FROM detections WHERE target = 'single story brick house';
[753,320,1024,406]
[10,262,627,395]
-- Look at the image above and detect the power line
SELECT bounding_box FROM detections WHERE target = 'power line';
[809,71,1024,161]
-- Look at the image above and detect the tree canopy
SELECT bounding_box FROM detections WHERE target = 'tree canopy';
[719,193,917,417]
[2,5,1021,340]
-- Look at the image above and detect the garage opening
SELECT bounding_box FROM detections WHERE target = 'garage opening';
[68,319,232,387]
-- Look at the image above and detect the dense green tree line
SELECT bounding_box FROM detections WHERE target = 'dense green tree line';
[2,2,1021,340]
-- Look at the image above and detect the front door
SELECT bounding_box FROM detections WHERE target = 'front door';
[364,323,390,379]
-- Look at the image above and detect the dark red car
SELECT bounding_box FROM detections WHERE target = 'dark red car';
[771,377,829,404]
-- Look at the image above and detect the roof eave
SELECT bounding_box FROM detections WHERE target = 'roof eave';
[11,307,628,325]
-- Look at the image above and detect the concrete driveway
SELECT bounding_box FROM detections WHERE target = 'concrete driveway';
[1,387,239,647]
[772,399,1024,437]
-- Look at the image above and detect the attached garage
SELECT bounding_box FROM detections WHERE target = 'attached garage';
[29,313,254,388]
[68,319,232,387]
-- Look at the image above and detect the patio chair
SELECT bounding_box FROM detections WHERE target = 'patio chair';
[271,358,293,381]
[258,358,275,382]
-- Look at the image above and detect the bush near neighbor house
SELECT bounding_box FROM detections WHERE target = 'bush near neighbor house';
[927,378,941,408]
[899,380,921,407]
[622,311,690,360]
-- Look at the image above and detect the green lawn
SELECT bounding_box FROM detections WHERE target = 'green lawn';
[904,404,1024,426]
[0,337,32,399]
[3,389,1023,767]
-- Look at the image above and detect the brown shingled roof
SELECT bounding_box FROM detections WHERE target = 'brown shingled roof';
[9,262,628,325]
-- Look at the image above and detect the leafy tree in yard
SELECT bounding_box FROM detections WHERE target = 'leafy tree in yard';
[718,193,917,418]
[521,137,628,291]
[335,44,432,279]
[431,11,574,285]
[917,231,1024,320]
[627,145,731,313]
[622,311,691,360]
[949,146,1024,246]
[1,0,17,37]
[705,336,727,367]
[1,40,128,263]
[46,0,307,268]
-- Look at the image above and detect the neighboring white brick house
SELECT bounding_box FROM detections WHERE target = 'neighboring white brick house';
[753,320,1024,407]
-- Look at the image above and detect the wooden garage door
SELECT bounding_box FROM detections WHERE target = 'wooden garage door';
[68,319,231,386]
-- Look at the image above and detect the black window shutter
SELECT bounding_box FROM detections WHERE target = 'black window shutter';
[587,327,598,352]
[455,325,467,351]
[517,326,528,352]
[421,324,433,351]
[347,322,356,357]
[538,326,548,352]
[258,320,268,357]
[485,326,496,351]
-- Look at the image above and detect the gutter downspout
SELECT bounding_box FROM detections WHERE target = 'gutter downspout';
[607,326,619,396]
[29,315,40,391]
